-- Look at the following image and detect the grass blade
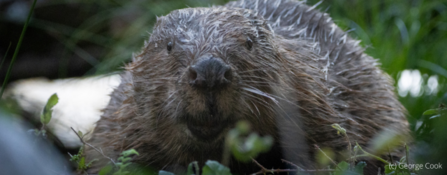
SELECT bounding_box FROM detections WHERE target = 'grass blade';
[0,0,38,98]
[0,42,12,72]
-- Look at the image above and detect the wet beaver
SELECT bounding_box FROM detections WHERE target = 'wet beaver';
[85,0,409,174]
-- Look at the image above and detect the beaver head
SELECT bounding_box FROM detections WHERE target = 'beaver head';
[127,7,294,144]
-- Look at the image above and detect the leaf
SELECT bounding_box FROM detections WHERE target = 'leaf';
[202,160,232,175]
[423,108,447,116]
[331,124,346,135]
[429,114,441,119]
[99,165,113,175]
[118,157,133,164]
[235,120,251,134]
[334,161,349,175]
[86,159,98,168]
[158,170,175,175]
[187,161,198,175]
[40,93,58,125]
[231,133,274,162]
[384,165,395,174]
[78,157,86,170]
[121,149,139,157]
[261,135,273,151]
[355,161,367,174]
[423,109,438,116]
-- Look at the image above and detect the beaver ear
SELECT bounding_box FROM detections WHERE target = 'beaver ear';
[167,41,173,52]
[246,37,253,50]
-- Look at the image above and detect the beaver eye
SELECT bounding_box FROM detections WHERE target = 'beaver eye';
[246,37,253,50]
[167,42,173,52]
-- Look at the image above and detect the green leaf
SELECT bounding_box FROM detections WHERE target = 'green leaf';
[40,93,59,125]
[337,161,350,171]
[230,133,274,162]
[121,149,139,157]
[261,136,273,151]
[187,161,198,175]
[423,108,447,116]
[98,165,113,175]
[384,165,395,174]
[334,161,349,175]
[331,124,346,135]
[78,157,86,170]
[86,159,98,168]
[158,170,175,175]
[355,161,367,174]
[202,160,232,175]
[118,157,132,163]
[423,109,438,116]
[235,120,251,134]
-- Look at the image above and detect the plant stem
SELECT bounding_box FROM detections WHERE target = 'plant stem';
[353,143,390,164]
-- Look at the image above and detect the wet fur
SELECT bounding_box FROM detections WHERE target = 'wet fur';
[86,0,409,174]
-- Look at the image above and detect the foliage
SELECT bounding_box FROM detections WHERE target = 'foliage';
[97,149,141,175]
[226,121,273,163]
[69,144,97,172]
[307,0,447,131]
[33,93,59,137]
[40,93,59,125]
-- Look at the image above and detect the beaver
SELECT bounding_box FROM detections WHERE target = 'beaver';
[85,0,409,174]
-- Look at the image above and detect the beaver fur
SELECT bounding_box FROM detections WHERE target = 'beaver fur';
[85,0,409,174]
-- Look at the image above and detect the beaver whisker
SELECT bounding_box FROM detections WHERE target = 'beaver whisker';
[238,74,273,80]
[174,99,183,117]
[163,96,178,112]
[249,100,261,118]
[239,80,272,86]
[237,68,271,74]
[241,99,257,117]
[240,91,276,114]
[242,86,279,104]
[139,77,178,81]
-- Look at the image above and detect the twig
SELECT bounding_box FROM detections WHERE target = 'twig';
[344,133,353,166]
[71,127,116,165]
[251,158,295,174]
[252,158,335,174]
[281,159,304,170]
[314,144,340,170]
[331,124,353,165]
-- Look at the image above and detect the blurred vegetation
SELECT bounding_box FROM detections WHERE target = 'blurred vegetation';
[308,0,447,133]
[1,0,447,174]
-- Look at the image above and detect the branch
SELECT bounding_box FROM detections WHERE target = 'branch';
[71,127,116,165]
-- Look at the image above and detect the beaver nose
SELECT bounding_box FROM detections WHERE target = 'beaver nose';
[188,58,232,89]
